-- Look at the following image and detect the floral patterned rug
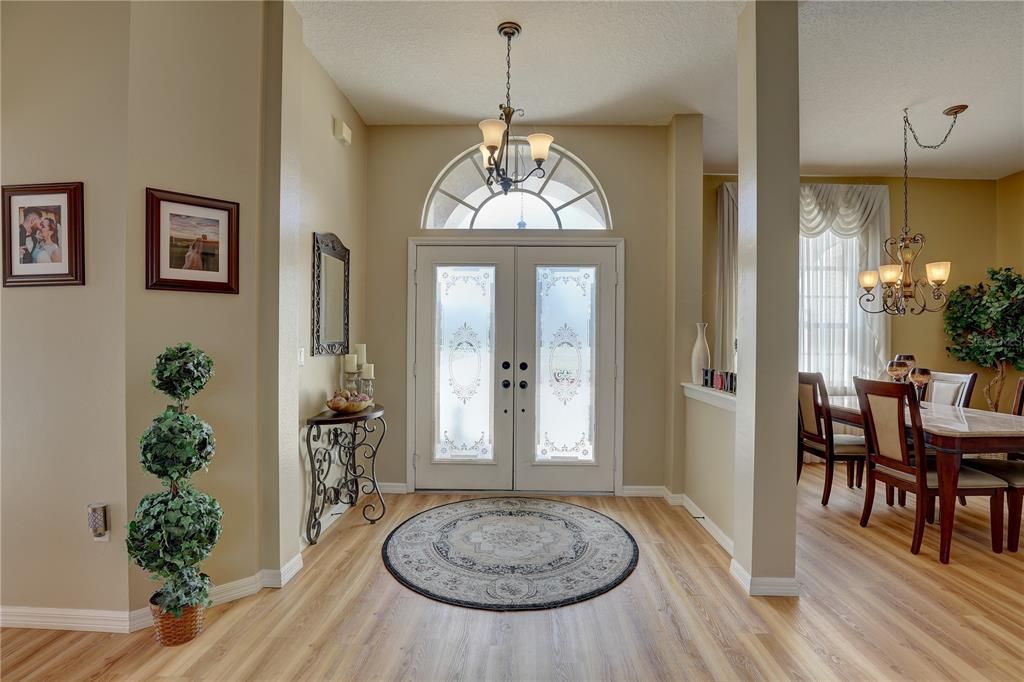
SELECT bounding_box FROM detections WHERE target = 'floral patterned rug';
[381,497,638,611]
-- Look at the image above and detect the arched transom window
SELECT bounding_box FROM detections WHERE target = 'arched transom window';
[422,138,611,230]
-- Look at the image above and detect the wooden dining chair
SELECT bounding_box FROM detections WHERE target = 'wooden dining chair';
[966,377,1024,551]
[924,371,978,407]
[854,377,1007,556]
[798,372,866,506]
[893,370,978,507]
[1011,376,1024,462]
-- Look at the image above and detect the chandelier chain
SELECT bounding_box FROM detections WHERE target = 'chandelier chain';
[900,108,959,236]
[505,34,512,110]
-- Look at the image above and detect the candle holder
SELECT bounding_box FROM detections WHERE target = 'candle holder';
[358,377,375,400]
[344,371,360,392]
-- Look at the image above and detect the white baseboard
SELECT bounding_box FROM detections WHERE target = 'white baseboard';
[680,494,735,556]
[0,606,132,633]
[5,553,307,634]
[729,558,801,597]
[663,490,686,506]
[261,553,303,589]
[378,482,408,494]
[620,485,668,498]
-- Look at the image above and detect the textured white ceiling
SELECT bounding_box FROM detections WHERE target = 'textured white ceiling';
[295,1,1024,179]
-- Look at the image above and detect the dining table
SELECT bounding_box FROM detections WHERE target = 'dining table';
[829,395,1024,563]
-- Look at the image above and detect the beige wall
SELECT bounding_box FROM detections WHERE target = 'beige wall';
[1,1,131,611]
[703,174,1009,410]
[683,397,735,540]
[665,116,704,495]
[119,0,266,610]
[2,0,366,613]
[294,17,370,543]
[297,40,368,422]
[366,125,676,486]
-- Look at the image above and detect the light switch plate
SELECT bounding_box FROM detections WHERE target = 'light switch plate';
[298,347,306,366]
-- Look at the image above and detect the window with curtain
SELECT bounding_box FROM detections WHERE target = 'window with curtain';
[716,183,890,395]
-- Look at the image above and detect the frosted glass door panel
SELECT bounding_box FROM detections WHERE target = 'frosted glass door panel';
[435,265,495,461]
[514,247,617,493]
[535,267,596,462]
[414,246,515,490]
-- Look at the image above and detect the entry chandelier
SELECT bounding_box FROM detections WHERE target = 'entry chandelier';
[478,22,554,195]
[857,105,967,316]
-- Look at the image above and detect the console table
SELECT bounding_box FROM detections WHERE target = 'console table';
[304,404,387,544]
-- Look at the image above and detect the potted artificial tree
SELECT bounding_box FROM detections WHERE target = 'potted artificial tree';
[127,342,222,646]
[944,267,1024,411]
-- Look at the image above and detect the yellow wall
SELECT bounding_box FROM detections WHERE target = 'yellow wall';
[997,171,1024,272]
[366,125,676,486]
[996,170,1024,404]
[703,174,1009,410]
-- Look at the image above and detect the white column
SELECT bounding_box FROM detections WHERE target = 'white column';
[730,0,800,596]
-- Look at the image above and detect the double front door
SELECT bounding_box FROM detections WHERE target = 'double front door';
[413,245,618,492]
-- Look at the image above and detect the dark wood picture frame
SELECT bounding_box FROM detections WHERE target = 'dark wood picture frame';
[2,181,85,287]
[145,187,239,294]
[310,232,350,356]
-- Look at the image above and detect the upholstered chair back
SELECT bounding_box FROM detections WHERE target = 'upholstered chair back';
[925,371,977,407]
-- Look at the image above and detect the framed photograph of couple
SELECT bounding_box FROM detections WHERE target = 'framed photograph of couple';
[145,188,239,294]
[3,182,85,287]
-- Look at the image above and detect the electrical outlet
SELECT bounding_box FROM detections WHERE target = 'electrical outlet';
[298,347,306,366]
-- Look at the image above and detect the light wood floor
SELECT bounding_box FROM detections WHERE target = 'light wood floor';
[2,463,1022,681]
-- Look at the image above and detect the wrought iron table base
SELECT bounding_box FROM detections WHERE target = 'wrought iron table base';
[304,411,387,544]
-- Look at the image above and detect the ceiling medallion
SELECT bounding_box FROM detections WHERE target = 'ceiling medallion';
[858,104,968,316]
[478,22,554,195]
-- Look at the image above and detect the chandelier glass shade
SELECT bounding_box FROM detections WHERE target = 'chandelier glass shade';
[478,22,554,195]
[858,105,966,316]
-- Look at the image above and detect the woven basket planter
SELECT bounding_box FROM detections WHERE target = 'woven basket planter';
[149,595,205,646]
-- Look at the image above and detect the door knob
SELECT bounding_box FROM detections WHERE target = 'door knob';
[519,380,529,389]
[501,361,511,370]
[502,379,511,389]
[519,361,528,371]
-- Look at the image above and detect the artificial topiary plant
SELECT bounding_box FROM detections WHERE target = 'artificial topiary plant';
[944,267,1024,411]
[127,342,222,620]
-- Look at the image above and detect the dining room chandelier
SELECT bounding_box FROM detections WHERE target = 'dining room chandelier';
[857,104,967,316]
[478,22,554,195]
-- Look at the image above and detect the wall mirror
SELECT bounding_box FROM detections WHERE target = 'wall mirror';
[311,232,349,355]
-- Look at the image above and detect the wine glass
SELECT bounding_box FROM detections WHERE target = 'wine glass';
[909,367,932,403]
[886,360,910,383]
[894,354,916,371]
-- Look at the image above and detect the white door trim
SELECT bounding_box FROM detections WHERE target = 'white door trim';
[406,236,625,495]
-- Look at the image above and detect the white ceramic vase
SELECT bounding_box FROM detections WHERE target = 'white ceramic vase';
[691,322,711,384]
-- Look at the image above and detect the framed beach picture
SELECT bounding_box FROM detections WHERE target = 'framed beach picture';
[145,188,239,294]
[2,182,85,287]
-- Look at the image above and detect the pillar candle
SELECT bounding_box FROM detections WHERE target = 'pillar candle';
[361,363,374,379]
[344,354,358,372]
[354,344,366,368]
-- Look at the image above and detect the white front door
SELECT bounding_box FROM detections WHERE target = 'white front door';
[413,244,618,492]
[512,247,617,491]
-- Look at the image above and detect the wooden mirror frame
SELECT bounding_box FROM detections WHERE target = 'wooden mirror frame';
[311,232,349,356]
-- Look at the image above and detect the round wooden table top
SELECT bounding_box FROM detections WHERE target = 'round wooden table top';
[307,403,384,425]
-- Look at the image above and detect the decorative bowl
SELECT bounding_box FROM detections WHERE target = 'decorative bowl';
[326,398,373,413]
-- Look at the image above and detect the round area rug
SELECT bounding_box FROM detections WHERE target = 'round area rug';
[382,497,638,611]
